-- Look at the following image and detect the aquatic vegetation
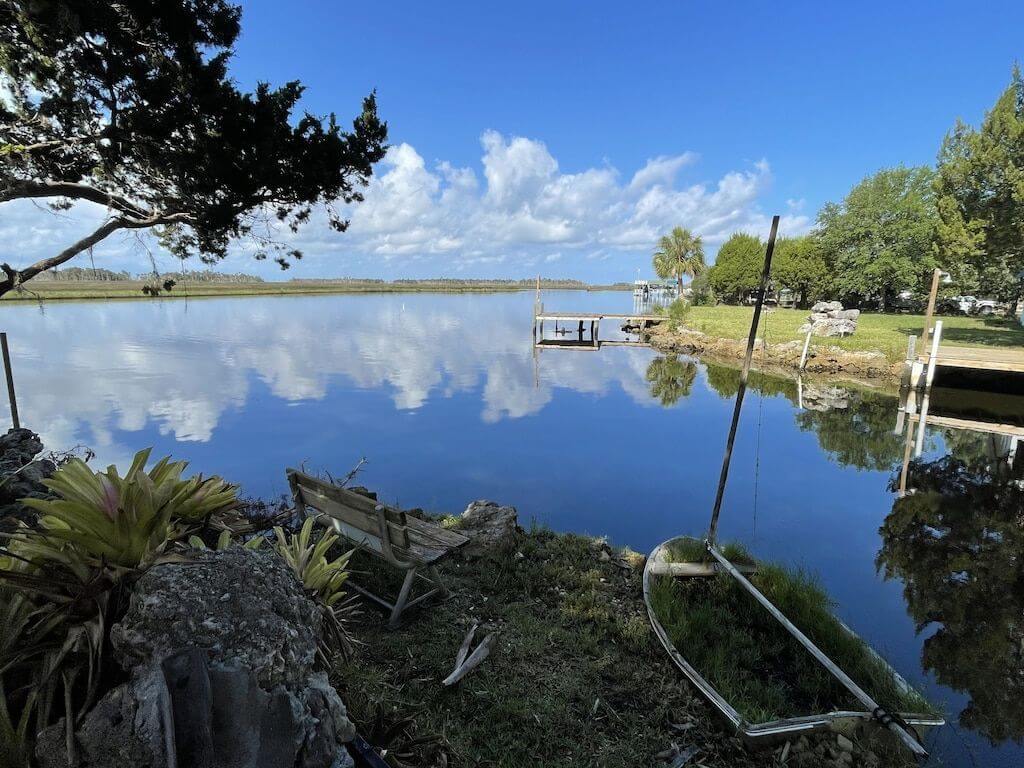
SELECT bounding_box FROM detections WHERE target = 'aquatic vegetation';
[648,538,934,725]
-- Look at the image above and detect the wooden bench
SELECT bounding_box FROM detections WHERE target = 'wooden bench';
[286,469,469,627]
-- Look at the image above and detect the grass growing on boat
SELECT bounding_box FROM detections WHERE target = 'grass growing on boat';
[648,538,935,725]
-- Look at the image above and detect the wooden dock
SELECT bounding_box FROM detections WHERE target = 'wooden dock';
[916,344,1024,374]
[533,311,666,350]
[905,268,1024,387]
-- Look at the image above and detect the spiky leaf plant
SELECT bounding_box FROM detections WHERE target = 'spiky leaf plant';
[20,448,238,570]
[274,518,353,607]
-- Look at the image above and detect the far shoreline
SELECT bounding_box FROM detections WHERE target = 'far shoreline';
[0,279,633,303]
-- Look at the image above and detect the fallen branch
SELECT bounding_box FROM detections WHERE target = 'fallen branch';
[442,624,496,686]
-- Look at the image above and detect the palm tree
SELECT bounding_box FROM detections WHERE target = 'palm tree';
[653,227,706,295]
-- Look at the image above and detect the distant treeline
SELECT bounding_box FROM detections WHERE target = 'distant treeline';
[287,277,630,288]
[35,267,132,281]
[38,268,264,283]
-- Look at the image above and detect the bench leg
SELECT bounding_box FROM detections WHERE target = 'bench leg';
[389,568,418,628]
[428,565,448,597]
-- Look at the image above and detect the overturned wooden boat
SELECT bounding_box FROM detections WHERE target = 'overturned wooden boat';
[643,536,944,752]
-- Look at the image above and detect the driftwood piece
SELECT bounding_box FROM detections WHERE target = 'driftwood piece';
[442,626,496,686]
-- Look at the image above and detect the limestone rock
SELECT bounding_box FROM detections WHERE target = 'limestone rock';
[0,427,56,528]
[38,548,357,768]
[458,500,522,556]
[799,302,859,337]
[111,547,320,687]
[35,665,172,768]
[811,300,844,313]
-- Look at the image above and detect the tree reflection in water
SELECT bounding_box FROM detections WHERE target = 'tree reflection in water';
[645,355,697,406]
[878,442,1024,745]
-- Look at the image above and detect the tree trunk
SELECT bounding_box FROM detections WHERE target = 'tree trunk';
[677,275,683,295]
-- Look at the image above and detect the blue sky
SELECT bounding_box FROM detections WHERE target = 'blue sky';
[4,0,1023,282]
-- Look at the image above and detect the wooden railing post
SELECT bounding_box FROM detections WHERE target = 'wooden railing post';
[921,267,942,346]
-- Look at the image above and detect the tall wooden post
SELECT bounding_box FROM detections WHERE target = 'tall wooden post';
[1,333,19,430]
[707,215,780,543]
[921,267,942,345]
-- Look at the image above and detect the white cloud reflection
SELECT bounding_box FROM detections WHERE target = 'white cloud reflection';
[4,294,667,464]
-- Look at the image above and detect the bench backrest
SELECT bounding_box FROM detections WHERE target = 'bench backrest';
[286,469,410,553]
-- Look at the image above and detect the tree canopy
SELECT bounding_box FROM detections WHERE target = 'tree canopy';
[652,226,705,292]
[0,0,388,297]
[934,67,1024,301]
[815,166,938,310]
[772,235,828,308]
[706,232,763,301]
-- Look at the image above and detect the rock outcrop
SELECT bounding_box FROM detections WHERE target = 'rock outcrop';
[799,302,860,337]
[0,428,55,529]
[458,500,523,556]
[37,547,355,768]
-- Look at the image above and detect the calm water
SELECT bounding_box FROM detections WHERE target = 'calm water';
[3,291,1021,767]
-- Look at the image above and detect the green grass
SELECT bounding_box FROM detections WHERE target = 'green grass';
[648,538,935,726]
[672,304,1024,362]
[331,529,778,768]
[0,279,628,302]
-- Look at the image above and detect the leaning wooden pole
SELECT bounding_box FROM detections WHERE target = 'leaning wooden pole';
[707,215,779,543]
[0,332,19,430]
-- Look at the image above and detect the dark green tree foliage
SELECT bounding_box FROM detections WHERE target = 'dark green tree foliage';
[645,356,697,406]
[0,0,387,296]
[877,452,1024,744]
[816,167,938,310]
[707,233,763,301]
[772,236,828,308]
[934,67,1024,301]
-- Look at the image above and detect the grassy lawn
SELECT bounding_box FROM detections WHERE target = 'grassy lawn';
[673,305,1024,362]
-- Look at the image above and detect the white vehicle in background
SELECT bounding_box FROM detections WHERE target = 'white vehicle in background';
[953,295,977,314]
[972,298,1001,316]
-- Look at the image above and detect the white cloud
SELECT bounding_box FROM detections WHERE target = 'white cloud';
[0,131,810,276]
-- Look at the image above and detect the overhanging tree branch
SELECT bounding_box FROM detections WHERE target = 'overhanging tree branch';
[0,211,193,297]
[0,180,151,219]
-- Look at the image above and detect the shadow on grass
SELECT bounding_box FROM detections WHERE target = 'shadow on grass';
[897,317,1024,348]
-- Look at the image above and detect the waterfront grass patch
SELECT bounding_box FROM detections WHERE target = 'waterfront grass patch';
[331,528,776,768]
[648,539,934,725]
[674,305,1024,361]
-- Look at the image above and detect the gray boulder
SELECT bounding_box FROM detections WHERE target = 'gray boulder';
[799,302,859,337]
[39,548,355,768]
[111,547,319,687]
[458,500,523,556]
[0,427,56,528]
[811,300,843,313]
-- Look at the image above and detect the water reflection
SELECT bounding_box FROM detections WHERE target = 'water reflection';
[3,293,663,461]
[645,355,697,406]
[878,447,1024,745]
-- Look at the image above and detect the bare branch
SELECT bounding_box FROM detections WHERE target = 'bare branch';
[0,211,192,297]
[0,179,150,219]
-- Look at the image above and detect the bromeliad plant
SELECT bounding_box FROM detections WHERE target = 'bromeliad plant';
[274,517,354,607]
[274,517,356,657]
[19,448,239,571]
[0,448,240,765]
